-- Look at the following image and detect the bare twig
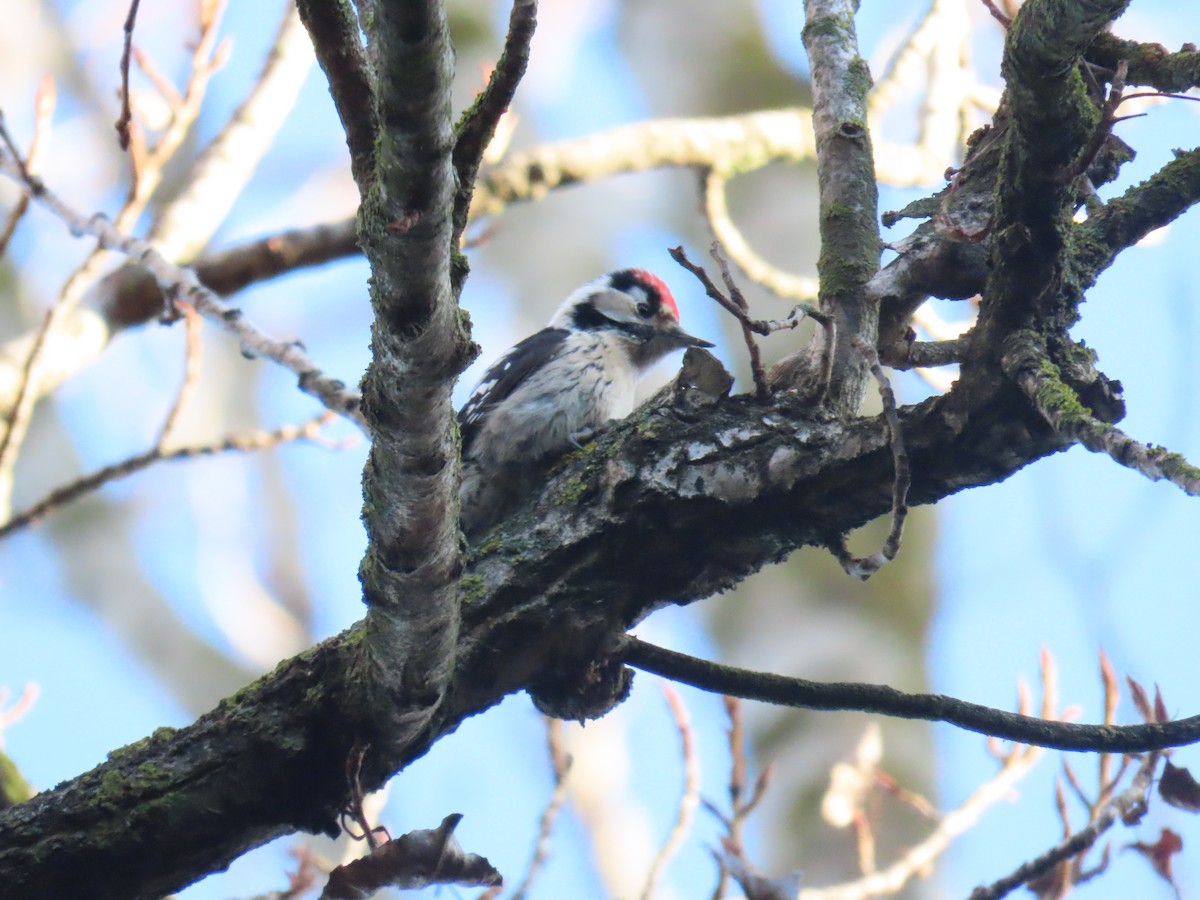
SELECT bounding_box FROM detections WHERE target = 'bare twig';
[121,1,229,229]
[800,743,1043,900]
[1098,649,1120,801]
[0,683,39,743]
[640,684,700,900]
[0,77,55,256]
[115,0,143,150]
[669,243,812,401]
[452,0,537,243]
[508,718,573,900]
[827,336,910,579]
[796,651,1061,900]
[0,414,339,540]
[708,697,773,900]
[710,244,770,402]
[619,636,1200,753]
[156,304,204,449]
[1056,60,1129,187]
[147,4,315,263]
[968,751,1162,900]
[980,0,1013,29]
[0,151,366,429]
[0,123,70,520]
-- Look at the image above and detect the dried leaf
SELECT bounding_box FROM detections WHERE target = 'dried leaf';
[1126,827,1183,888]
[1154,685,1170,724]
[320,814,501,899]
[1127,677,1153,723]
[1160,761,1200,813]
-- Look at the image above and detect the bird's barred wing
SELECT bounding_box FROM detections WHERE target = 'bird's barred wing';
[458,327,570,455]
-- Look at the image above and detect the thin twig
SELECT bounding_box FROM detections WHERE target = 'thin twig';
[827,336,910,579]
[669,244,811,401]
[1098,649,1119,801]
[452,0,537,243]
[968,751,1161,900]
[1056,60,1129,187]
[0,77,55,256]
[618,636,1200,753]
[980,0,1012,28]
[0,124,69,520]
[508,718,573,900]
[147,4,315,263]
[794,651,1062,899]
[156,303,204,449]
[121,1,229,229]
[115,0,143,150]
[0,148,366,429]
[0,414,339,540]
[640,684,700,900]
[708,696,774,900]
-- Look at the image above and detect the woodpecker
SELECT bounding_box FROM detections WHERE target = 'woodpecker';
[459,268,713,537]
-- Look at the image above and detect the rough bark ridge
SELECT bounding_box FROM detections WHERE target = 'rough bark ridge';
[2,0,1200,897]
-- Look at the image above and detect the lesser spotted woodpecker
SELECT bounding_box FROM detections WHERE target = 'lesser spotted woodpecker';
[458,268,712,537]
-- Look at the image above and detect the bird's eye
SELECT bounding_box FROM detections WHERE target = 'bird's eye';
[636,301,652,317]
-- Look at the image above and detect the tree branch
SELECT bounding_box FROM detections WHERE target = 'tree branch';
[295,0,378,190]
[0,364,1080,897]
[773,0,880,411]
[452,0,536,245]
[352,0,473,759]
[620,638,1200,753]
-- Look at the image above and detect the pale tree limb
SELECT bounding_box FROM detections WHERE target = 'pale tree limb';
[0,153,367,429]
[0,413,340,540]
[148,5,315,263]
[0,2,320,422]
[701,170,819,303]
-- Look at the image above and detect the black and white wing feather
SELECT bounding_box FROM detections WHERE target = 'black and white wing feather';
[458,327,571,456]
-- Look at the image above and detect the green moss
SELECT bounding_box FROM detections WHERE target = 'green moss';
[554,472,591,507]
[846,57,873,96]
[1034,358,1093,426]
[802,15,850,43]
[1159,451,1200,484]
[458,574,488,605]
[133,763,174,791]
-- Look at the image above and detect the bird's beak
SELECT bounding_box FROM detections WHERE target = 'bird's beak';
[676,326,715,350]
[663,319,714,349]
